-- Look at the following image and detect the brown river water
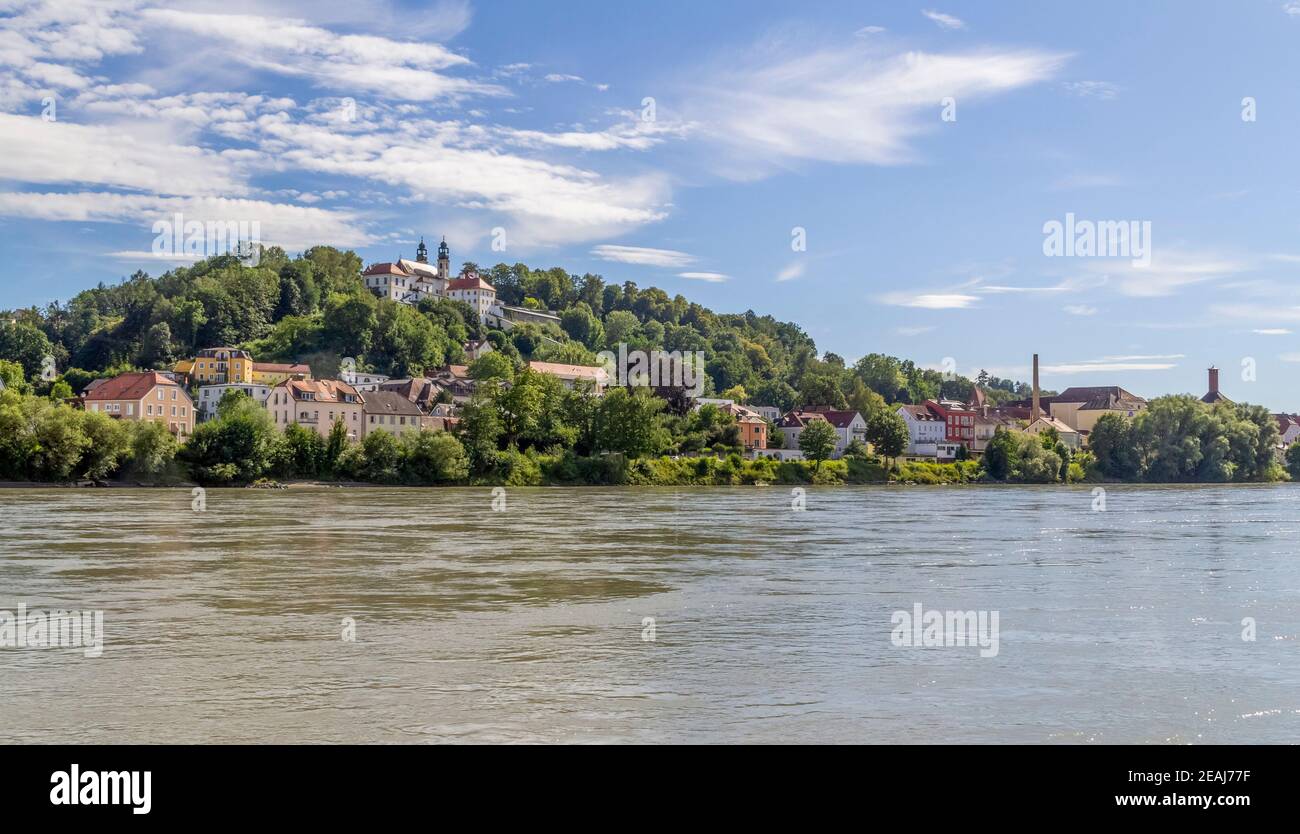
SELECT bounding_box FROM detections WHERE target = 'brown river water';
[1,485,1298,743]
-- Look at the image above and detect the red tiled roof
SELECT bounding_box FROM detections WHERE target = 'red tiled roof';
[363,262,409,276]
[84,372,182,401]
[280,379,361,404]
[448,276,495,292]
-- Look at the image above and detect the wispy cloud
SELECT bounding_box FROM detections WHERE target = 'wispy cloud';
[880,291,979,309]
[855,25,886,37]
[689,41,1066,173]
[1064,304,1098,316]
[591,244,694,267]
[1044,354,1184,374]
[897,325,936,336]
[138,7,500,103]
[776,261,806,282]
[921,10,965,30]
[677,271,729,282]
[1089,250,1246,297]
[1254,328,1292,335]
[1062,80,1120,99]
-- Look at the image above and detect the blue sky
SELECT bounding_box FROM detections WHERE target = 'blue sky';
[5,1,1300,407]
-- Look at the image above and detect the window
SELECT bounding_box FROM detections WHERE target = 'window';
[126,404,133,415]
[147,405,153,415]
[171,406,177,416]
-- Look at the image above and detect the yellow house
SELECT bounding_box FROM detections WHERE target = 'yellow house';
[175,349,312,386]
[251,362,313,386]
[176,348,254,384]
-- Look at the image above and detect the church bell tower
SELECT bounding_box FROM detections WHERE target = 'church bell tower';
[437,236,450,280]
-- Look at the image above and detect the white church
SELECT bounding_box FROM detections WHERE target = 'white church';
[362,237,497,322]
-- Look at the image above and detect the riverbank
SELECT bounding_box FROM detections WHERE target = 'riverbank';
[1,455,1288,489]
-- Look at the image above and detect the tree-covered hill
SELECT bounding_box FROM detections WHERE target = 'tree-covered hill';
[3,246,1021,412]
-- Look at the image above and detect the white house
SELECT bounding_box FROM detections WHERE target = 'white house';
[196,382,270,421]
[897,404,947,457]
[778,409,866,457]
[340,369,391,392]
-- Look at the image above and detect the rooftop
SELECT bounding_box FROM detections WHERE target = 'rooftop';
[84,372,182,401]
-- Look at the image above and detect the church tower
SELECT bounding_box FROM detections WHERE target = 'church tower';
[437,236,450,280]
[416,237,428,264]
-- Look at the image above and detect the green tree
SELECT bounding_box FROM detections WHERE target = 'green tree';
[125,419,178,479]
[0,321,54,381]
[798,418,838,469]
[866,409,909,464]
[468,352,515,382]
[595,387,666,457]
[1088,413,1137,479]
[1286,443,1300,481]
[180,395,277,484]
[402,430,469,483]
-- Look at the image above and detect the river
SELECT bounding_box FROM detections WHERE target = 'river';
[1,485,1297,743]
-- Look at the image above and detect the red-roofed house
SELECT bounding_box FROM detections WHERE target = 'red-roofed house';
[267,379,366,440]
[778,407,866,457]
[82,372,195,437]
[925,398,976,447]
[447,274,497,322]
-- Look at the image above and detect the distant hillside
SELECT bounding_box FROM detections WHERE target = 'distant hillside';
[1,246,1035,411]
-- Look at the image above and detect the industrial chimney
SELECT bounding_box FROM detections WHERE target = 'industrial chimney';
[1031,353,1041,419]
[1207,366,1219,396]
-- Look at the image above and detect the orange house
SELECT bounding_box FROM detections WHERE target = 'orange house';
[82,372,195,437]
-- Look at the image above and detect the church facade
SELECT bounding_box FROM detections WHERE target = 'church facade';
[361,237,496,322]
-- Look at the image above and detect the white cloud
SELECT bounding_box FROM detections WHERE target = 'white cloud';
[543,73,584,83]
[1062,80,1120,100]
[138,8,504,102]
[590,244,694,267]
[0,113,246,196]
[677,271,729,282]
[0,191,374,250]
[1044,354,1182,374]
[1254,328,1291,335]
[855,26,886,37]
[896,325,936,336]
[880,291,979,309]
[1280,352,1300,362]
[1090,251,1246,298]
[1063,304,1097,316]
[690,43,1065,172]
[921,10,965,30]
[776,261,806,282]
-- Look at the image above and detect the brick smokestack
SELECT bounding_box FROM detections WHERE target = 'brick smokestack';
[1032,353,1040,419]
[1208,366,1219,396]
